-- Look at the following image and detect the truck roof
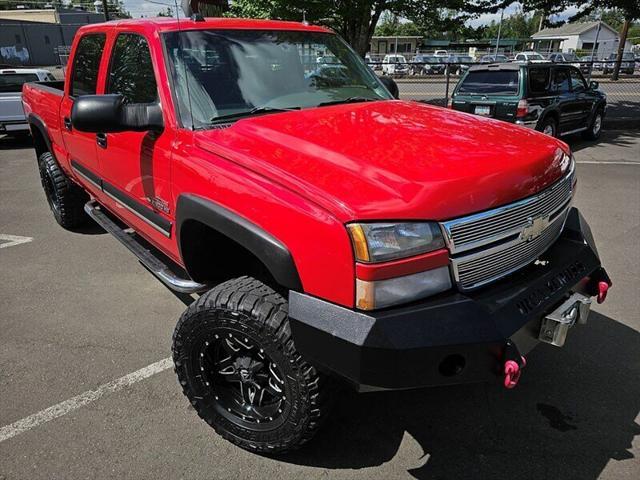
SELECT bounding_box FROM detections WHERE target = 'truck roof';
[77,17,332,35]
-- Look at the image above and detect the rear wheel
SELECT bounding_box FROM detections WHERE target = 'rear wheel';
[582,109,603,140]
[172,276,331,453]
[539,117,557,137]
[37,152,88,229]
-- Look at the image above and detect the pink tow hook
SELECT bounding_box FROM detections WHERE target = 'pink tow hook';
[503,356,527,389]
[597,281,610,304]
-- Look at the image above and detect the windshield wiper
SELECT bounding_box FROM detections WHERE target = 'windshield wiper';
[210,106,299,124]
[317,97,377,107]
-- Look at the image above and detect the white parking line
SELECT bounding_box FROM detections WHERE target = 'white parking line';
[0,234,33,249]
[576,161,640,165]
[0,357,173,443]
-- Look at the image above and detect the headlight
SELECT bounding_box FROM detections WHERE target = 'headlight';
[347,222,445,263]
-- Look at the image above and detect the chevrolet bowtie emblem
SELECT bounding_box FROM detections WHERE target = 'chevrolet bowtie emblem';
[520,215,550,242]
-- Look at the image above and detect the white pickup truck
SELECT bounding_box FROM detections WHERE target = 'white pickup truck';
[0,68,56,136]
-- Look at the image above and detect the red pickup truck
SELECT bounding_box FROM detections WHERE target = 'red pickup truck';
[23,18,610,453]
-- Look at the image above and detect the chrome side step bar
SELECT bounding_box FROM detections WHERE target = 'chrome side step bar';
[84,201,208,294]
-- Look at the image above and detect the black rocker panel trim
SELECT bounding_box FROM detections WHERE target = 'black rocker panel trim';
[176,194,302,291]
[101,182,172,235]
[70,159,102,188]
[70,159,172,236]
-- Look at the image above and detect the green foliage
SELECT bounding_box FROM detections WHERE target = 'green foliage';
[157,7,174,18]
[480,9,540,39]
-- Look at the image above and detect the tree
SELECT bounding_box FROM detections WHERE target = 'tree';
[475,1,639,78]
[226,0,474,56]
[157,7,174,18]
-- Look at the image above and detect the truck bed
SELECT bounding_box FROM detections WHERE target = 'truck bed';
[21,81,66,161]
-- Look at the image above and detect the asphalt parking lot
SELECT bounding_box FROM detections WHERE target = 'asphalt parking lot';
[1,130,639,479]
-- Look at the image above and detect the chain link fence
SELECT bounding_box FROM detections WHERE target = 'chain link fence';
[370,59,639,122]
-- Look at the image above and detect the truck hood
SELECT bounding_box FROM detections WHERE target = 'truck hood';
[194,100,570,222]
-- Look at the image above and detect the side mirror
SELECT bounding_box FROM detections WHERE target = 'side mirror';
[71,94,163,133]
[379,76,399,99]
[590,81,599,90]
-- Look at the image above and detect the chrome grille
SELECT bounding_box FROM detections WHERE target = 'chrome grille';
[443,166,575,254]
[441,163,575,291]
[454,213,566,290]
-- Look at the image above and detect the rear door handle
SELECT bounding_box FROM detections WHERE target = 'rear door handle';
[63,117,72,131]
[96,133,107,149]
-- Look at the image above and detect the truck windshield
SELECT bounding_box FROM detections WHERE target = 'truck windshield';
[163,30,391,129]
[457,70,519,95]
[0,73,39,93]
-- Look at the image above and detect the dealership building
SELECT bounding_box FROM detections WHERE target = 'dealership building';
[0,8,104,67]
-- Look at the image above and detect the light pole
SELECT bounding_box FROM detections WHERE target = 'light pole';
[587,20,602,82]
[494,9,504,57]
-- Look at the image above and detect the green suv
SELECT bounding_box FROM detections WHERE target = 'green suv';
[450,63,607,139]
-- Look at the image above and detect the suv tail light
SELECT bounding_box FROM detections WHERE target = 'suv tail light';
[516,99,528,118]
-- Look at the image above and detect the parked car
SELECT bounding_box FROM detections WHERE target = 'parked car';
[381,54,409,75]
[514,51,546,63]
[479,54,509,64]
[433,49,449,58]
[451,63,606,139]
[410,54,445,75]
[365,53,382,70]
[0,68,55,137]
[604,52,635,74]
[547,52,581,68]
[447,54,475,75]
[579,55,603,74]
[22,18,610,455]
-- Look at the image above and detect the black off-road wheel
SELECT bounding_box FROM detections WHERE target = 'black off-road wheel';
[172,276,332,454]
[582,109,603,140]
[37,152,88,229]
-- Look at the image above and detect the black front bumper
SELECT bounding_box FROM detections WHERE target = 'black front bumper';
[289,208,610,391]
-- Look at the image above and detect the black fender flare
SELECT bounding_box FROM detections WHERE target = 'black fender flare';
[176,194,303,291]
[588,99,607,123]
[27,114,54,156]
[536,108,560,131]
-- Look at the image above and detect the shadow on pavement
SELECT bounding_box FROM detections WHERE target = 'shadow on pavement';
[0,134,33,150]
[281,311,640,479]
[569,129,640,153]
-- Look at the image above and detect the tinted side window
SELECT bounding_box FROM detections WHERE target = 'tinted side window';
[71,34,106,96]
[551,68,570,94]
[107,34,157,104]
[569,68,586,92]
[528,67,550,94]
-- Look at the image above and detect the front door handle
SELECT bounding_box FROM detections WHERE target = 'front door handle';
[63,117,72,131]
[96,133,107,149]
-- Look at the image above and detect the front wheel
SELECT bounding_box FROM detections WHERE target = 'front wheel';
[172,277,331,453]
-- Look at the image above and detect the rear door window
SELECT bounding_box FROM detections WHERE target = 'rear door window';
[71,34,106,96]
[528,67,550,94]
[551,68,570,94]
[569,68,587,92]
[457,70,519,95]
[0,73,39,92]
[107,33,158,104]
